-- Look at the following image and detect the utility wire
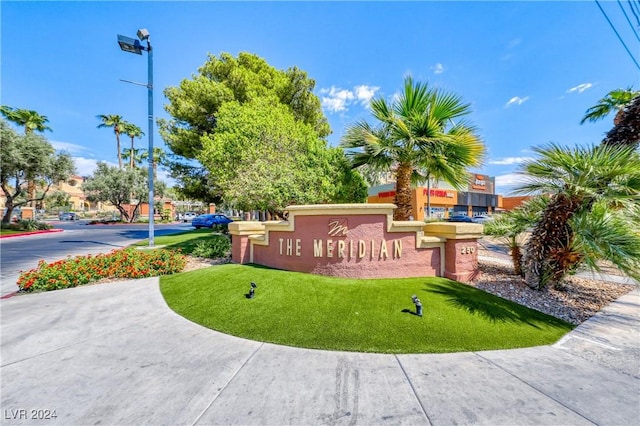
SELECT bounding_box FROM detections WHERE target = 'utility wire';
[595,0,640,70]
[629,0,640,27]
[618,0,640,41]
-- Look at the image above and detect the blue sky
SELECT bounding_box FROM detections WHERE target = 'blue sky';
[2,1,639,195]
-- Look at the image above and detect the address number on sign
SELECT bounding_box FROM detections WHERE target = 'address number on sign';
[460,246,476,254]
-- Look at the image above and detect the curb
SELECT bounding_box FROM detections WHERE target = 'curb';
[0,228,64,239]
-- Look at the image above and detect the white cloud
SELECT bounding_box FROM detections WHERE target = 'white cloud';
[505,96,529,108]
[506,38,521,50]
[488,156,533,165]
[567,83,592,94]
[72,157,107,176]
[354,85,379,106]
[432,63,445,74]
[495,172,528,194]
[50,140,93,155]
[320,86,355,113]
[320,84,379,113]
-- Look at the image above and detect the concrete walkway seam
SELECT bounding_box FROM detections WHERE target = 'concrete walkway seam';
[393,354,432,425]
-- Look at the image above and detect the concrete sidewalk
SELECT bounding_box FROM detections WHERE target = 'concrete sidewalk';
[1,279,638,425]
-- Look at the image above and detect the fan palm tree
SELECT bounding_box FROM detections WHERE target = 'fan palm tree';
[601,93,640,148]
[483,195,549,276]
[340,77,485,220]
[122,148,144,169]
[141,147,168,178]
[97,114,126,169]
[517,143,640,290]
[0,106,52,134]
[580,88,639,126]
[121,122,145,168]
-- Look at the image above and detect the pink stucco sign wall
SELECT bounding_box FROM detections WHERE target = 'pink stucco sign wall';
[229,204,483,282]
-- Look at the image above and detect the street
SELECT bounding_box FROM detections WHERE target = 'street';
[0,221,191,296]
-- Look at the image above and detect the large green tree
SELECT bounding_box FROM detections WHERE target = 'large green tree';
[0,120,75,224]
[341,77,485,220]
[97,114,126,169]
[158,52,331,202]
[198,98,365,214]
[82,162,166,223]
[518,143,640,289]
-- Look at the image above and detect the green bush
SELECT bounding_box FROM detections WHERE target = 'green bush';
[17,248,186,292]
[0,220,52,231]
[191,236,231,258]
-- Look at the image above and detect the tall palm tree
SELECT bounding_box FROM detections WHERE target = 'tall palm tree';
[580,88,639,126]
[121,122,145,168]
[601,93,640,148]
[0,106,52,134]
[141,147,168,178]
[122,148,144,168]
[340,77,485,220]
[97,114,125,169]
[517,143,640,289]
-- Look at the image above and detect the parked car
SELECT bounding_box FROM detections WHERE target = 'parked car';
[192,214,234,229]
[471,214,494,224]
[447,215,474,223]
[59,212,78,221]
[182,212,198,222]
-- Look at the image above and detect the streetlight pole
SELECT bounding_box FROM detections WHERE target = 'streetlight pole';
[117,28,154,247]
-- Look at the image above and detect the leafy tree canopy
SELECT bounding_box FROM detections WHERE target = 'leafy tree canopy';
[82,162,166,223]
[198,98,365,213]
[0,120,74,223]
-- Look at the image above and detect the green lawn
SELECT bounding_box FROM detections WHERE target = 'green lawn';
[132,229,221,254]
[160,264,574,354]
[0,229,24,236]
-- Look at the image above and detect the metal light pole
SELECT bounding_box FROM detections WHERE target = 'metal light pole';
[117,28,154,247]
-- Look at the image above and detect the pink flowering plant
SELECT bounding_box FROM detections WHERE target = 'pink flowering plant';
[17,248,186,292]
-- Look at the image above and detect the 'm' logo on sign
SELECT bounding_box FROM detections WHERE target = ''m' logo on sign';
[328,218,348,237]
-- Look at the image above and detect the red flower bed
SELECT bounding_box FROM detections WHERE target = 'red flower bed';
[17,248,186,292]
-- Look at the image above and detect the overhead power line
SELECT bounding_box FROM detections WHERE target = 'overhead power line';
[628,0,640,27]
[617,0,640,41]
[595,0,640,70]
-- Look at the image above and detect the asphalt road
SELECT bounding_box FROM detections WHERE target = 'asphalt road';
[0,221,191,296]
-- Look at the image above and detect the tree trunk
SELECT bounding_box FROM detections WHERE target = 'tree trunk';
[602,94,640,148]
[130,137,135,169]
[510,245,523,276]
[116,131,122,169]
[523,193,581,289]
[393,163,413,220]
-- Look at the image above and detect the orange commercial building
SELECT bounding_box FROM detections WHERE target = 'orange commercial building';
[368,173,503,221]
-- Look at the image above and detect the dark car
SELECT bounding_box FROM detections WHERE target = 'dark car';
[192,214,234,229]
[59,212,79,221]
[447,215,474,223]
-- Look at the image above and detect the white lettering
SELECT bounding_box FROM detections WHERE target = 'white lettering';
[327,239,334,257]
[314,239,323,257]
[287,239,293,256]
[279,238,284,255]
[337,240,346,258]
[394,240,403,258]
[296,239,301,256]
[358,240,366,258]
[379,240,388,259]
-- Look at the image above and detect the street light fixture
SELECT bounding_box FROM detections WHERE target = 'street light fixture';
[117,28,155,247]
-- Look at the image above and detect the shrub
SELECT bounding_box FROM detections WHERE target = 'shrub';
[0,220,52,231]
[17,248,186,292]
[191,236,231,258]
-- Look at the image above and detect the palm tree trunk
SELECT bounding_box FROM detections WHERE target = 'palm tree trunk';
[510,245,523,276]
[523,193,581,289]
[602,95,640,148]
[394,163,413,220]
[426,173,432,219]
[130,137,135,169]
[116,132,122,169]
